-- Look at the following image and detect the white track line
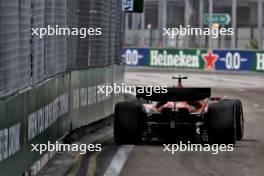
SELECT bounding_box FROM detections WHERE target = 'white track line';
[104,145,134,176]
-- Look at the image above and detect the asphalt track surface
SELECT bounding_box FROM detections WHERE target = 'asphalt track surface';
[40,67,264,176]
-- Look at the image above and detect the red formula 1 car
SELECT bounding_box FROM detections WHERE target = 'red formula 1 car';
[114,76,244,144]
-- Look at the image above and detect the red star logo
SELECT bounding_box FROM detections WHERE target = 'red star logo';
[203,49,218,70]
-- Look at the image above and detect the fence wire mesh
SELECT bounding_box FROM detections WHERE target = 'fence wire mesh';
[0,0,31,96]
[0,0,124,97]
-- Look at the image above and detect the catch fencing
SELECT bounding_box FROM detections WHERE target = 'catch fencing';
[0,0,124,96]
[0,0,124,175]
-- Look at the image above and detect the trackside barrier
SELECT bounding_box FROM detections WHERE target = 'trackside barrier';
[0,64,124,175]
[122,48,264,72]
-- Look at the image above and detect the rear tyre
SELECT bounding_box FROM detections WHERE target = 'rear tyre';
[114,102,144,144]
[208,101,236,144]
[225,99,244,140]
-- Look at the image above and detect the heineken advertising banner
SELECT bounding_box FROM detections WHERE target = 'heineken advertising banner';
[122,48,264,72]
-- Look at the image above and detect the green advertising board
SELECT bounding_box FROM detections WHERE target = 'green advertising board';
[252,51,264,71]
[203,13,231,25]
[0,64,124,175]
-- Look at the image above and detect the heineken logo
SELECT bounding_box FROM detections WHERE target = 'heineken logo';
[150,50,200,68]
[256,53,264,71]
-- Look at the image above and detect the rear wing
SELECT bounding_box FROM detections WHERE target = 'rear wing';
[136,87,211,101]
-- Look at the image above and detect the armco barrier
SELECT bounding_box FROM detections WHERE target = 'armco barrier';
[122,48,264,72]
[0,64,124,175]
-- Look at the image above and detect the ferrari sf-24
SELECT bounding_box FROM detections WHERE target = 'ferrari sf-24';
[114,76,244,144]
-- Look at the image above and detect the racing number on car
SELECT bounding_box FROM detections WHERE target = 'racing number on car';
[225,52,241,70]
[125,49,139,65]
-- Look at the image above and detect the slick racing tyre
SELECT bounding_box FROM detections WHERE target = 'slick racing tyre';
[208,101,236,144]
[114,102,144,144]
[224,99,244,140]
